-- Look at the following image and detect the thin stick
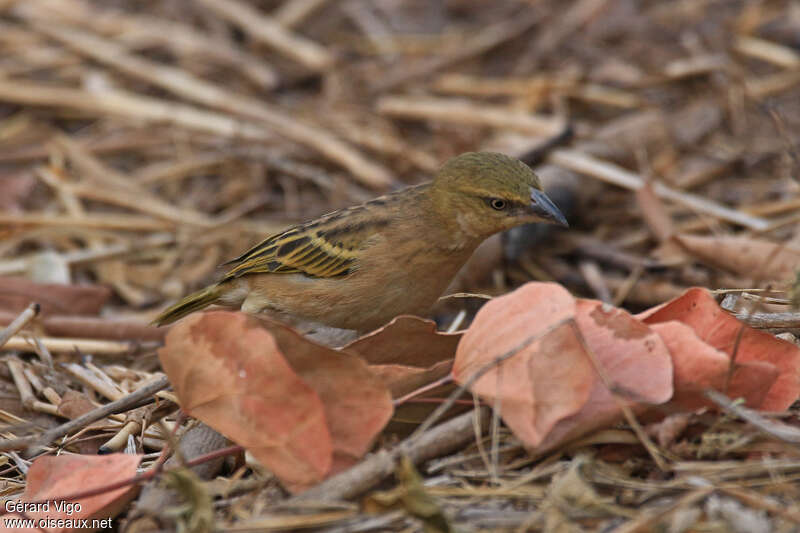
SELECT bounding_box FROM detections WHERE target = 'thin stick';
[372,9,542,91]
[0,234,174,276]
[0,303,40,349]
[549,149,770,230]
[705,389,800,444]
[0,80,277,143]
[0,212,173,232]
[273,0,329,28]
[377,96,564,137]
[195,0,332,71]
[0,376,170,454]
[2,336,158,356]
[26,20,392,188]
[294,407,490,502]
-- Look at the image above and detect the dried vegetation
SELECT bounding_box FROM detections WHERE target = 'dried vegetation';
[1,0,800,531]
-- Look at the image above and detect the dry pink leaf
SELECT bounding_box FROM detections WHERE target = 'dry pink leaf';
[535,299,673,450]
[640,288,800,410]
[159,312,333,491]
[344,315,461,367]
[6,453,142,533]
[159,311,393,491]
[453,283,592,448]
[676,234,800,282]
[258,318,394,474]
[453,283,674,452]
[651,321,779,410]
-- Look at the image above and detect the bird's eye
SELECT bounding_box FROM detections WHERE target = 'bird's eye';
[489,198,507,211]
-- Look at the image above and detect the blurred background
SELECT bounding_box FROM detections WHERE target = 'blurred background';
[0,0,798,324]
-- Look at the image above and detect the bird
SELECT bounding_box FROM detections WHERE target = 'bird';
[153,152,567,333]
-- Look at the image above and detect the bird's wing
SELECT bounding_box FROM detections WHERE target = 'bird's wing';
[221,207,390,280]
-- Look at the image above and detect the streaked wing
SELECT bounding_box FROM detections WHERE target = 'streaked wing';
[221,207,389,280]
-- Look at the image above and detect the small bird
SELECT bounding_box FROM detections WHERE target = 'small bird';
[154,152,567,332]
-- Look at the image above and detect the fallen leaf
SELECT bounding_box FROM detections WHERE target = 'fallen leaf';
[454,283,674,452]
[159,312,393,491]
[0,172,35,212]
[453,283,594,448]
[5,453,141,533]
[345,316,460,434]
[258,318,393,474]
[535,299,673,451]
[159,312,333,491]
[676,235,800,283]
[344,316,461,367]
[635,181,673,242]
[651,321,779,410]
[369,360,453,399]
[0,277,111,316]
[640,288,800,410]
[57,390,99,420]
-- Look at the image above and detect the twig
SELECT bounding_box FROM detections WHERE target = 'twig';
[610,487,714,533]
[195,0,332,71]
[0,375,170,454]
[372,9,542,92]
[705,389,800,444]
[734,36,800,69]
[293,407,490,502]
[0,234,174,276]
[548,149,770,230]
[0,311,166,342]
[7,359,58,415]
[0,80,277,144]
[2,336,159,356]
[273,0,329,28]
[377,96,564,137]
[25,21,392,188]
[0,303,40,349]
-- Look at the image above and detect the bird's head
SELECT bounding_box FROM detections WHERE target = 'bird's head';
[430,152,568,238]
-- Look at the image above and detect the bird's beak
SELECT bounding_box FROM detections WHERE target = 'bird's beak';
[529,188,568,227]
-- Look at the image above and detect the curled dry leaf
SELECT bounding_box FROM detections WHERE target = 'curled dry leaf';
[6,453,142,533]
[56,390,100,420]
[159,312,330,491]
[345,316,460,429]
[651,321,779,410]
[258,317,394,475]
[640,288,800,411]
[454,283,674,452]
[635,180,673,243]
[538,299,673,450]
[0,276,111,316]
[344,315,461,367]
[676,234,800,283]
[158,311,393,492]
[345,316,459,396]
[454,283,593,448]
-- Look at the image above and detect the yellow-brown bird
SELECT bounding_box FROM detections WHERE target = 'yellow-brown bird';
[154,152,567,332]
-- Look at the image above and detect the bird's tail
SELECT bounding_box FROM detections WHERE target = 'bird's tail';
[153,285,222,326]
